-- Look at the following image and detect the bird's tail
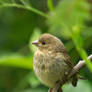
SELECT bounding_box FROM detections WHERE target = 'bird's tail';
[72,74,86,87]
[72,74,78,87]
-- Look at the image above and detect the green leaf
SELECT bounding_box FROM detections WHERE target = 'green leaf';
[47,0,54,11]
[29,28,41,53]
[0,0,48,18]
[48,0,90,38]
[0,54,33,69]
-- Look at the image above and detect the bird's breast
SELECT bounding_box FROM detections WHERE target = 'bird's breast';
[33,50,70,87]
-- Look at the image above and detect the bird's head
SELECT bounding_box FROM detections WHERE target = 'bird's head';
[32,33,64,52]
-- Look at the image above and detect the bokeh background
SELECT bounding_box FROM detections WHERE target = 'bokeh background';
[0,0,92,92]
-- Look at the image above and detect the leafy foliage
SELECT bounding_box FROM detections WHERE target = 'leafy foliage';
[0,0,48,18]
[48,0,92,71]
[0,0,92,92]
[0,54,33,69]
[29,28,41,53]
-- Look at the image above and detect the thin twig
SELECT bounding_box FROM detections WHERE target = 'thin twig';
[68,54,92,78]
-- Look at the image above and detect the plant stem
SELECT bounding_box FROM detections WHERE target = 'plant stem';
[48,0,54,11]
[0,3,49,18]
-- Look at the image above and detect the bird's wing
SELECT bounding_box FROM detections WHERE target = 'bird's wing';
[54,40,74,68]
[62,51,74,68]
[56,47,74,68]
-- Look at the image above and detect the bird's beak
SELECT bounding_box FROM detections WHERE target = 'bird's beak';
[32,40,39,46]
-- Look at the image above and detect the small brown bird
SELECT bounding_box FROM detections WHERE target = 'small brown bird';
[32,34,78,91]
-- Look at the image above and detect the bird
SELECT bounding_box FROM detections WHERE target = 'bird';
[32,33,78,92]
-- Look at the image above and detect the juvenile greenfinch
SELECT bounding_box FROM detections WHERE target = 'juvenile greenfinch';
[32,34,78,91]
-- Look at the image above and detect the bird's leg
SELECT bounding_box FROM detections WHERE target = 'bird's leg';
[52,87,58,92]
[52,81,62,92]
[48,88,52,92]
[52,86,63,92]
[58,87,63,92]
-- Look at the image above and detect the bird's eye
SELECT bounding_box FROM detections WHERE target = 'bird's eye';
[42,42,46,45]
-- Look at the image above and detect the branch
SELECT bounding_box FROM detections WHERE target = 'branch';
[52,54,92,92]
[68,54,92,78]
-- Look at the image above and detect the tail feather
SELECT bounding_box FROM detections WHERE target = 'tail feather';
[72,74,86,87]
[72,74,78,87]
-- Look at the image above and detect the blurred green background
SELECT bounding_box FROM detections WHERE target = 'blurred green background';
[0,0,92,92]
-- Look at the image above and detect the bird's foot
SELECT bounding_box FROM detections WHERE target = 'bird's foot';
[52,81,63,92]
[52,87,63,92]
